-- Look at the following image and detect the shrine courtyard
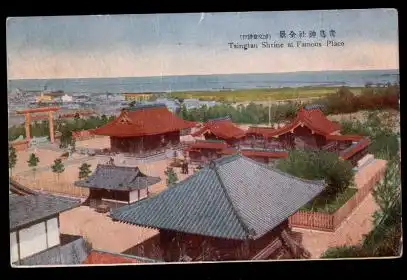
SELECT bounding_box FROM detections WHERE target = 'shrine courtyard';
[10,135,386,259]
[12,136,193,198]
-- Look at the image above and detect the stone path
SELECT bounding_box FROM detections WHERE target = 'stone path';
[292,159,386,258]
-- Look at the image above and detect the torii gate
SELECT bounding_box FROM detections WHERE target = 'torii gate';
[16,107,60,144]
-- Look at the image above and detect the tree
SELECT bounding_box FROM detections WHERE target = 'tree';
[164,167,178,186]
[27,153,40,180]
[51,158,65,182]
[78,163,92,180]
[9,146,17,176]
[59,129,73,149]
[277,150,354,196]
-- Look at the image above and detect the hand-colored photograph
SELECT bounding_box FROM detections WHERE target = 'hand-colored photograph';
[7,9,401,266]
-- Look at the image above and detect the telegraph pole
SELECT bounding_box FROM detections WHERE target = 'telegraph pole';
[268,97,271,127]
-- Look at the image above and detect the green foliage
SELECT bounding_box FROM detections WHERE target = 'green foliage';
[51,158,65,182]
[78,163,92,180]
[340,111,399,160]
[164,167,178,186]
[27,153,40,168]
[59,129,73,149]
[321,245,368,258]
[9,115,114,142]
[27,153,40,179]
[9,146,17,175]
[180,102,300,124]
[277,150,354,195]
[322,84,399,115]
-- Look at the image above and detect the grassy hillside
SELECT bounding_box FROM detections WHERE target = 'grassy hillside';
[168,86,365,102]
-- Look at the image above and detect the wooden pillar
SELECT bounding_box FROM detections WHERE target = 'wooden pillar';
[49,111,55,144]
[25,113,31,140]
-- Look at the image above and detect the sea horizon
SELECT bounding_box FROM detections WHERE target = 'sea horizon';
[8,69,400,95]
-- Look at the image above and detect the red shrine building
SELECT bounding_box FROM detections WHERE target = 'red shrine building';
[191,117,246,145]
[92,104,196,155]
[185,106,370,167]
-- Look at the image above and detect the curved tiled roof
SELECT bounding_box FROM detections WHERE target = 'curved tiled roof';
[110,154,325,241]
[92,105,197,137]
[266,108,341,138]
[191,118,246,140]
[75,164,161,191]
[10,194,81,231]
[339,137,371,160]
[186,140,229,150]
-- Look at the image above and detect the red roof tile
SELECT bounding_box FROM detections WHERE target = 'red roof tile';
[267,108,341,137]
[82,251,142,264]
[92,105,197,137]
[191,119,246,139]
[339,138,371,160]
[246,126,277,138]
[187,140,229,150]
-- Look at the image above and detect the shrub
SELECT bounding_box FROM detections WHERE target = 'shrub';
[277,150,354,196]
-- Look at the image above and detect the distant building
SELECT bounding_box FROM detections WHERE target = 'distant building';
[35,93,53,103]
[61,94,73,103]
[123,93,151,102]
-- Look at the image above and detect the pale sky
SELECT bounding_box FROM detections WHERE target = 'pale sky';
[6,9,399,80]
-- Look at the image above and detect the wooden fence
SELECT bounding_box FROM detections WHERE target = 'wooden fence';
[13,176,89,198]
[289,164,386,232]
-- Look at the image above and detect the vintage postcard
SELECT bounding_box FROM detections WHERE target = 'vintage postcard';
[7,9,401,267]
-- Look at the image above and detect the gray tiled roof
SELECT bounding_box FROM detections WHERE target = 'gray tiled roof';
[110,154,325,241]
[74,164,161,191]
[10,194,81,231]
[17,237,90,266]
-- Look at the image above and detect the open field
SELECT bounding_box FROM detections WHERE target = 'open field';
[167,86,365,103]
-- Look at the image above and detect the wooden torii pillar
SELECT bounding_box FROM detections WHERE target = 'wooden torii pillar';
[16,107,60,144]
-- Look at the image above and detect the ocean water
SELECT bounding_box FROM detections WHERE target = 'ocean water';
[8,69,399,95]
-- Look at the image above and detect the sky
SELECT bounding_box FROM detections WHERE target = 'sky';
[6,9,399,80]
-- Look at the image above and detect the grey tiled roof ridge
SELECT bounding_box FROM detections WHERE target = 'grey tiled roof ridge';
[93,164,141,172]
[213,154,325,186]
[209,162,255,239]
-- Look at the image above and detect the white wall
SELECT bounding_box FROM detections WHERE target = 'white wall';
[129,188,148,203]
[46,218,60,248]
[139,188,148,200]
[129,189,139,203]
[19,222,47,259]
[10,232,18,263]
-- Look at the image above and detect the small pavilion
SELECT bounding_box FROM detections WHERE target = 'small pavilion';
[75,164,161,209]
